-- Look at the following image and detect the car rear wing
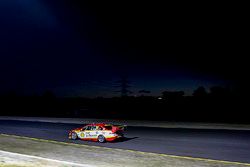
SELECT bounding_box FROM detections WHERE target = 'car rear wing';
[114,125,127,131]
[112,125,127,133]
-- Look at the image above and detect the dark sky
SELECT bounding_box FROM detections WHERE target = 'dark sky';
[0,1,247,97]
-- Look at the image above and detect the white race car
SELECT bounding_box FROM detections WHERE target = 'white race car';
[69,123,125,143]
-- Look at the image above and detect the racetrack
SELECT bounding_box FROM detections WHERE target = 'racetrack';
[0,120,250,164]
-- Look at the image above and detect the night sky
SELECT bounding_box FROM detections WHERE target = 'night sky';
[0,1,247,97]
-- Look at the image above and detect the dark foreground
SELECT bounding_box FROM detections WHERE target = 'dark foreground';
[0,120,250,163]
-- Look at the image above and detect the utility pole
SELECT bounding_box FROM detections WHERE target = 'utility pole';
[114,76,132,97]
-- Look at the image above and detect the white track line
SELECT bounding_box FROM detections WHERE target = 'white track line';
[0,150,95,167]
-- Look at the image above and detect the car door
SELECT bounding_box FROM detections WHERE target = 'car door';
[87,126,98,139]
[80,125,96,139]
[95,126,103,135]
[79,126,91,139]
[84,125,93,139]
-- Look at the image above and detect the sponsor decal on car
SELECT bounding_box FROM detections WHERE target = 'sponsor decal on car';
[80,133,85,138]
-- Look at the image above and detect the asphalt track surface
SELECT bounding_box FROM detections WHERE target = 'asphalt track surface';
[0,120,250,164]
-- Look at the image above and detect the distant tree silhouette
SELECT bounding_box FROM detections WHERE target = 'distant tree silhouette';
[138,89,151,96]
[42,90,56,100]
[31,93,39,98]
[5,90,18,98]
[138,90,151,94]
[162,91,184,99]
[210,86,229,97]
[193,86,207,97]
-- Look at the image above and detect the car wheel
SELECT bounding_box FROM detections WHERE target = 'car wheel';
[98,135,106,143]
[71,132,78,140]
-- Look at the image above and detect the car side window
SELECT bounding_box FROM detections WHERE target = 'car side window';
[96,126,103,130]
[91,126,97,131]
[85,126,92,130]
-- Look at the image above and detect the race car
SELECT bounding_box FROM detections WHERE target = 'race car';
[68,123,126,143]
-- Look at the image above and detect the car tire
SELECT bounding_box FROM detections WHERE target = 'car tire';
[98,135,106,143]
[71,132,78,140]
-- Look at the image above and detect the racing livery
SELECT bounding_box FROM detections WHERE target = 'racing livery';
[68,123,125,143]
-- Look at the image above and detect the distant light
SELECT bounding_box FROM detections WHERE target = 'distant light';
[158,97,162,100]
